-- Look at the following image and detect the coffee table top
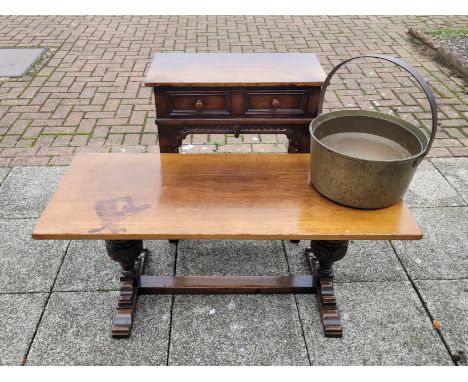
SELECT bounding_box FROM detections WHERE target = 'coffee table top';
[144,53,327,87]
[32,153,422,241]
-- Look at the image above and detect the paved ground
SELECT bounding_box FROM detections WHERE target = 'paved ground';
[0,15,467,366]
[0,15,467,166]
[0,156,467,365]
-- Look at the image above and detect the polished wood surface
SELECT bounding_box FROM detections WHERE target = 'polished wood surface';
[32,153,422,240]
[144,53,327,87]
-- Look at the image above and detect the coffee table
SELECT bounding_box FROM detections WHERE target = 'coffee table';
[33,153,422,338]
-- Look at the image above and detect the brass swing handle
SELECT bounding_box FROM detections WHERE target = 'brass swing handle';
[318,54,438,166]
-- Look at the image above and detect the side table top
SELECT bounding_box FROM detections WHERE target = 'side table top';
[33,153,422,241]
[144,53,327,87]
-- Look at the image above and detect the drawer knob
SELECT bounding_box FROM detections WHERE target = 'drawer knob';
[195,99,204,111]
[271,98,280,109]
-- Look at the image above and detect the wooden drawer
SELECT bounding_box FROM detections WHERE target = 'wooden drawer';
[168,91,230,116]
[245,91,307,115]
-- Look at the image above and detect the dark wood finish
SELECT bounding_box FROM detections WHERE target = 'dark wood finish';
[156,122,311,153]
[167,90,231,116]
[152,117,316,125]
[306,240,349,338]
[145,53,326,153]
[103,240,343,339]
[105,240,143,276]
[32,153,422,241]
[245,90,307,115]
[309,240,349,276]
[139,275,316,294]
[105,240,146,338]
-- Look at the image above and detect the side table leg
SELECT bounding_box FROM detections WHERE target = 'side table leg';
[306,240,348,337]
[287,125,310,153]
[106,240,147,338]
[158,125,182,153]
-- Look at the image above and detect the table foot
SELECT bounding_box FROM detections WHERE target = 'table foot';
[105,240,147,338]
[105,239,348,339]
[112,251,146,338]
[306,240,348,338]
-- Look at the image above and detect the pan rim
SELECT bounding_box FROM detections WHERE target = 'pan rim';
[310,110,429,164]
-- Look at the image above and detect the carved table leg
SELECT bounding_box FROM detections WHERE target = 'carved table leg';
[106,240,147,338]
[287,124,310,153]
[306,240,348,337]
[158,125,182,153]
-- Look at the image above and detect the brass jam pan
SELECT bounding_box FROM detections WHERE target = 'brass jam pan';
[309,54,437,209]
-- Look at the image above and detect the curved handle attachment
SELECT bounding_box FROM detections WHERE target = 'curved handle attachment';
[318,54,437,166]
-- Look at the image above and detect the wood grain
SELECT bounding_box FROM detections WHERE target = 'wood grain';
[144,53,327,87]
[32,153,422,240]
[139,275,316,294]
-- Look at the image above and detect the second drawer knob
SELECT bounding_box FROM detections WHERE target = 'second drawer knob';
[195,99,204,111]
[271,98,280,109]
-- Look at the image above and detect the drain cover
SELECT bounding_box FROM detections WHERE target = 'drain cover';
[0,48,45,77]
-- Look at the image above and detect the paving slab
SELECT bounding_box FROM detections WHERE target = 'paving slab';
[404,160,464,208]
[0,166,65,218]
[0,293,48,365]
[297,281,453,365]
[392,207,468,280]
[0,167,10,184]
[168,294,309,365]
[284,240,406,282]
[54,240,176,292]
[26,291,171,365]
[0,48,45,77]
[177,240,288,276]
[416,279,468,366]
[431,158,468,204]
[169,240,308,365]
[0,219,68,293]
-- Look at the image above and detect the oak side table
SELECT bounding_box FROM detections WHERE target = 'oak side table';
[144,53,326,153]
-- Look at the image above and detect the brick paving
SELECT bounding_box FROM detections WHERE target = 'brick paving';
[0,15,467,166]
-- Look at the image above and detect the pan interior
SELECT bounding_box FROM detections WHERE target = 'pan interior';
[314,115,424,161]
